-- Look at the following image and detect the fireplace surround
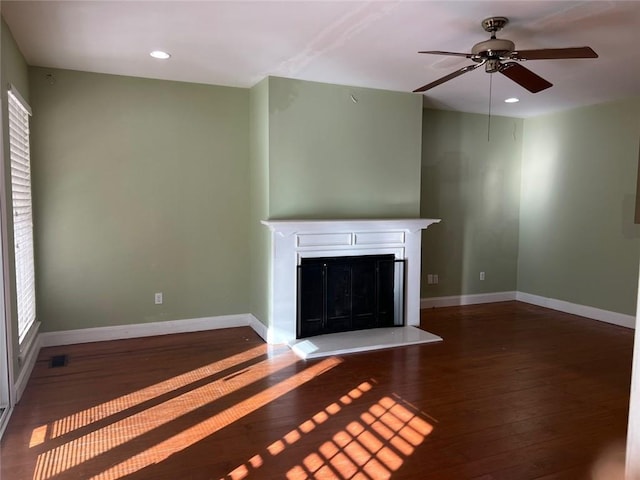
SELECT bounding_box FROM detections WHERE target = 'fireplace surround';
[262,218,440,346]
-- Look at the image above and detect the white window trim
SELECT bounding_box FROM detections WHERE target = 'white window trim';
[17,321,39,366]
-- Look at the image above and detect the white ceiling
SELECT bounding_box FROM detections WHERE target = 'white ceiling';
[3,1,640,118]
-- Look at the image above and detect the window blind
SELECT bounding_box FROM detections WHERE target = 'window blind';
[7,86,36,343]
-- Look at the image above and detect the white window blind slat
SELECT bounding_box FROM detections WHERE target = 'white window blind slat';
[7,87,36,343]
[9,146,29,160]
[11,174,31,182]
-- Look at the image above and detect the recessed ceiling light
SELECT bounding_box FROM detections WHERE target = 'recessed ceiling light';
[504,97,520,103]
[150,50,171,60]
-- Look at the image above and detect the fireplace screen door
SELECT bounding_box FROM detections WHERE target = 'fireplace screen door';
[296,254,405,338]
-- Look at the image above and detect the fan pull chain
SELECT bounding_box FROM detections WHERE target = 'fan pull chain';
[487,72,493,142]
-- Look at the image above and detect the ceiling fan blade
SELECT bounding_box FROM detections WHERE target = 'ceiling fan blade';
[418,50,474,58]
[500,62,552,93]
[413,63,483,93]
[511,46,598,60]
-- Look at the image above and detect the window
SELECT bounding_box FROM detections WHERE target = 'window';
[7,86,36,343]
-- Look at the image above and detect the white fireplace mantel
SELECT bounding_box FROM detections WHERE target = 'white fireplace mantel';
[262,218,440,344]
[262,218,440,236]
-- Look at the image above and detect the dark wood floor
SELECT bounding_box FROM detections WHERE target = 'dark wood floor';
[0,301,633,479]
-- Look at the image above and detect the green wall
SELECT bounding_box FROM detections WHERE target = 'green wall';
[246,76,424,328]
[28,67,250,331]
[27,71,425,333]
[518,98,640,315]
[420,102,640,319]
[16,62,640,333]
[421,109,523,297]
[267,77,423,219]
[249,78,270,325]
[1,17,30,377]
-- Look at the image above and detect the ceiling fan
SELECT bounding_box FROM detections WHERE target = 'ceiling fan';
[414,16,598,94]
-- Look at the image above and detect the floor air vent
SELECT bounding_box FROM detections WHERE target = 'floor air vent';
[49,355,68,368]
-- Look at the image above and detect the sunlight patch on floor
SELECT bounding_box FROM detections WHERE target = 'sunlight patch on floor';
[32,349,315,480]
[29,425,48,448]
[287,394,433,479]
[88,356,342,480]
[224,383,434,480]
[44,345,266,440]
[29,342,431,480]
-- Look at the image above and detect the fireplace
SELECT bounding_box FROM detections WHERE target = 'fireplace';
[262,219,440,347]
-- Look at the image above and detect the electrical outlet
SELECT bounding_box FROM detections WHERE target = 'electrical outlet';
[154,292,163,305]
[427,274,434,285]
[480,272,485,281]
[433,274,439,284]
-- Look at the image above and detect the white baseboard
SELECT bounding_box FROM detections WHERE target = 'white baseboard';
[15,313,269,409]
[40,313,255,347]
[248,314,269,342]
[421,291,636,329]
[516,292,636,329]
[14,334,41,403]
[421,291,517,309]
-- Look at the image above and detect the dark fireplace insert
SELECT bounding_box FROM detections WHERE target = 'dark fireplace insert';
[296,254,405,339]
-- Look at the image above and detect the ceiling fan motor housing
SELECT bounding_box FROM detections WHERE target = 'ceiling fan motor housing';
[471,38,515,58]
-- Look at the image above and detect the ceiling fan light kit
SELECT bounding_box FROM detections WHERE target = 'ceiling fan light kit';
[414,16,598,94]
